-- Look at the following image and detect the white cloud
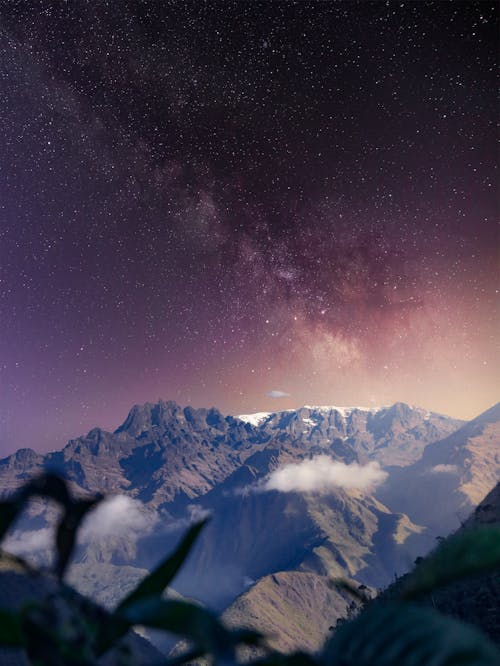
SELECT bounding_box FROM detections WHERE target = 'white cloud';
[187,504,212,522]
[430,464,460,475]
[263,455,387,494]
[267,390,290,398]
[79,495,158,541]
[4,527,53,556]
[2,496,202,564]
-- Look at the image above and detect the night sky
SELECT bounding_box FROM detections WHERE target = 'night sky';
[1,1,498,455]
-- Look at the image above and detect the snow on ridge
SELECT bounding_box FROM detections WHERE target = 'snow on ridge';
[236,408,297,426]
[302,405,382,417]
[237,404,452,427]
[237,405,382,426]
[236,412,272,426]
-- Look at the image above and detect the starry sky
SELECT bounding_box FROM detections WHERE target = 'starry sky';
[0,1,498,455]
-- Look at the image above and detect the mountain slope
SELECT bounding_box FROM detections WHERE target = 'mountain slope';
[223,482,500,655]
[223,571,357,653]
[376,403,500,536]
[464,481,500,528]
[380,481,500,645]
[165,460,424,608]
[0,401,461,507]
[237,403,462,467]
[0,401,269,506]
[0,399,493,617]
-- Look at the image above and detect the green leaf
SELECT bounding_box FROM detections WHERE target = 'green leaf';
[251,652,318,666]
[118,598,230,654]
[1,472,102,581]
[322,601,500,666]
[400,526,500,599]
[94,612,130,656]
[0,608,25,647]
[99,596,264,660]
[55,497,103,581]
[21,601,97,666]
[117,518,208,611]
[96,520,209,657]
[96,595,224,658]
[230,627,266,647]
[20,473,72,508]
[0,500,22,543]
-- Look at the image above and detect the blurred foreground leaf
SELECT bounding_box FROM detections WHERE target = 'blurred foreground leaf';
[97,520,209,655]
[21,599,98,666]
[322,601,500,666]
[55,497,102,581]
[20,473,72,509]
[252,652,318,666]
[0,608,25,647]
[0,500,22,543]
[117,518,208,611]
[120,597,231,655]
[400,526,500,599]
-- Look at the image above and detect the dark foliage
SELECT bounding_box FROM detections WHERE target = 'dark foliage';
[0,473,499,665]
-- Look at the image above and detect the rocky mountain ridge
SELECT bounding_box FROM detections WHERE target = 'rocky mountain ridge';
[376,402,500,535]
[0,400,497,617]
[0,400,463,505]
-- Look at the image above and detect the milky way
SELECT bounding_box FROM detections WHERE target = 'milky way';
[0,2,498,453]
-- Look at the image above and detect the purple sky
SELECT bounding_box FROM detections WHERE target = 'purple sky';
[0,2,498,455]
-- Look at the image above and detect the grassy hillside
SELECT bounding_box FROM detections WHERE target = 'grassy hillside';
[380,482,500,644]
[223,571,362,653]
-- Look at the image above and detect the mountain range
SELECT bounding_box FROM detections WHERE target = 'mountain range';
[0,399,498,652]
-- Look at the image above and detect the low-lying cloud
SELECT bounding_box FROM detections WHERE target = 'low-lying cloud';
[2,496,206,567]
[4,526,53,556]
[80,494,159,540]
[430,464,460,475]
[263,456,387,494]
[187,504,212,523]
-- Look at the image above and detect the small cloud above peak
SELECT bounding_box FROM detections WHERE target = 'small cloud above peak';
[267,390,290,399]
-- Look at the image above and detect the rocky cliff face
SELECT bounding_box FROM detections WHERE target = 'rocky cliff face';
[0,400,269,505]
[237,403,462,468]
